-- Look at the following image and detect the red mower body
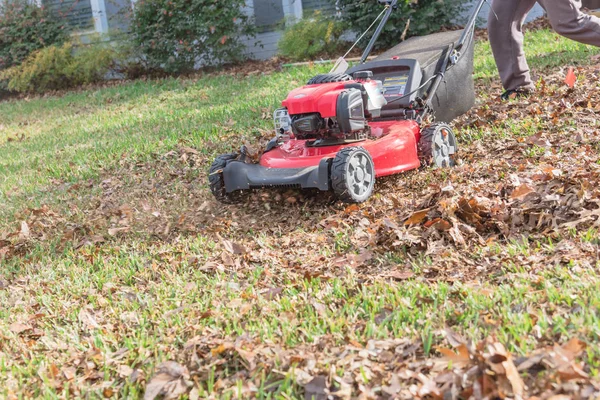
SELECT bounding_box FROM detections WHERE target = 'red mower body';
[260,119,422,177]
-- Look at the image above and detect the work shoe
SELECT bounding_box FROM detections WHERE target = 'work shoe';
[501,88,533,101]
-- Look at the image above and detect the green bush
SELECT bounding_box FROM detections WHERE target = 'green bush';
[1,42,116,93]
[0,0,69,70]
[334,0,466,50]
[130,0,255,74]
[278,12,345,61]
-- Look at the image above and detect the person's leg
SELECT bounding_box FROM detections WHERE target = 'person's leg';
[539,0,600,46]
[488,0,538,91]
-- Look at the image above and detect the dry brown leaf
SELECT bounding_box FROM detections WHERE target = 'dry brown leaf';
[108,226,130,236]
[144,361,191,400]
[19,221,30,239]
[117,364,134,378]
[405,209,429,226]
[211,342,234,356]
[304,376,328,400]
[222,239,246,254]
[9,322,32,334]
[565,67,577,88]
[78,308,100,330]
[235,347,256,370]
[62,366,76,380]
[487,342,524,398]
[388,269,415,280]
[561,337,586,359]
[263,287,283,300]
[382,374,402,396]
[511,184,536,200]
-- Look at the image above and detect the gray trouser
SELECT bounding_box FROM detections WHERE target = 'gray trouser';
[488,0,600,91]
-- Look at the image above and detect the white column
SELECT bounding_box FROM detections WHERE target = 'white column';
[282,0,302,23]
[89,0,109,34]
[291,0,303,20]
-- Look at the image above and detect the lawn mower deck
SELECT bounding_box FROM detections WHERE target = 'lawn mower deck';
[221,119,425,196]
[209,0,486,204]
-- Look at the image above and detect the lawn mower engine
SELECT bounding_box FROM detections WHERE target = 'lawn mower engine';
[278,71,391,144]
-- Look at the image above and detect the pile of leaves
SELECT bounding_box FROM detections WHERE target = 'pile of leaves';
[142,331,595,399]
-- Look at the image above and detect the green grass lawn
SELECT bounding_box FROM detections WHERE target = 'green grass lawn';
[1,28,600,399]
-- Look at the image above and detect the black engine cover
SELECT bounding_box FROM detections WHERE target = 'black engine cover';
[336,88,365,134]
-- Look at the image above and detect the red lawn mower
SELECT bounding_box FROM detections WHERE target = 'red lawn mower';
[210,0,486,203]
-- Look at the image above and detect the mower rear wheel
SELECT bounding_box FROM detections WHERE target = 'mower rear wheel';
[331,147,375,203]
[209,153,247,204]
[419,123,457,168]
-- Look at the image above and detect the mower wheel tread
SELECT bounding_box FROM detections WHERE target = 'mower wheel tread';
[418,123,457,168]
[209,153,247,204]
[331,146,375,203]
[307,73,353,85]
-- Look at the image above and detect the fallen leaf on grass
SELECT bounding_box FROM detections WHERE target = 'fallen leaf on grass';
[511,184,536,200]
[222,239,246,254]
[78,308,100,330]
[405,208,430,225]
[487,342,525,398]
[9,322,32,334]
[554,338,589,380]
[344,204,360,214]
[565,67,577,88]
[387,269,414,280]
[548,395,572,400]
[108,226,130,236]
[262,287,283,300]
[19,221,30,239]
[235,347,256,370]
[304,376,328,400]
[144,361,191,400]
[211,342,234,356]
[312,302,327,316]
[62,366,76,380]
[382,374,402,396]
[116,364,134,379]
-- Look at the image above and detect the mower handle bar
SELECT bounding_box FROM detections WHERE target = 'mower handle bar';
[456,0,487,52]
[360,0,486,64]
[359,0,399,63]
[422,0,486,109]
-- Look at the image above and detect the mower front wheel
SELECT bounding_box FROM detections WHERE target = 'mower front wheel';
[209,153,247,204]
[331,147,375,203]
[419,123,458,168]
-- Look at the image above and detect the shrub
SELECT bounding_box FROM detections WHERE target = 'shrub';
[130,0,255,74]
[1,42,116,93]
[334,0,466,50]
[0,0,69,70]
[278,12,345,61]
